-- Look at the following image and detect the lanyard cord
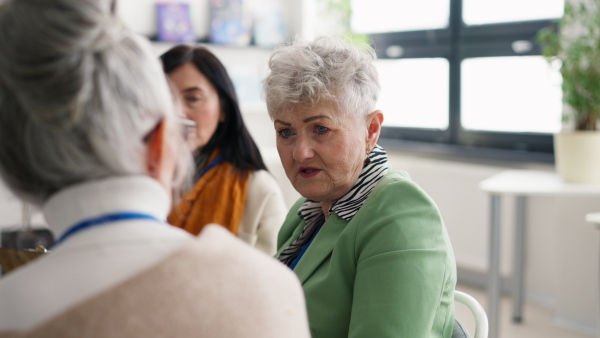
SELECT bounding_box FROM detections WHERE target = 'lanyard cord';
[55,212,163,246]
[199,155,223,179]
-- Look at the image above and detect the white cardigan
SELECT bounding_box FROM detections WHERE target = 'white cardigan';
[237,170,288,256]
[0,176,306,334]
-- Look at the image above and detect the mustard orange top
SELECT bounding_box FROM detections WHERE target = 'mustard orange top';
[168,151,249,235]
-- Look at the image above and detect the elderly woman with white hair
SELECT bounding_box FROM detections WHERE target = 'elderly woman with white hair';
[264,36,457,338]
[0,0,310,336]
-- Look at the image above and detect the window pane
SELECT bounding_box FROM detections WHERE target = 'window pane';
[463,0,564,25]
[461,56,562,134]
[377,58,449,129]
[351,0,450,33]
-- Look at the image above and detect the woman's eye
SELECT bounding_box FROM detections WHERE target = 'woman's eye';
[315,125,329,134]
[278,129,293,138]
[184,96,201,103]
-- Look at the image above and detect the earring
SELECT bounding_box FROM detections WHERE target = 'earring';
[364,149,372,165]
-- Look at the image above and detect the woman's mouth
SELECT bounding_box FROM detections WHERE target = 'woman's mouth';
[299,167,321,178]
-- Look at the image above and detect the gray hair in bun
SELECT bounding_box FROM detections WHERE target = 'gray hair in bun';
[0,0,191,204]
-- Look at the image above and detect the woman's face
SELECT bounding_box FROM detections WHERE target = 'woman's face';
[274,102,369,205]
[168,62,223,151]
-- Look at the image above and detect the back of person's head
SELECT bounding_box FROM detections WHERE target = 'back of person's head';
[263,36,381,120]
[160,45,266,174]
[0,0,190,205]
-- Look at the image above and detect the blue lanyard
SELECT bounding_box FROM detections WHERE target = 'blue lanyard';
[55,212,163,246]
[199,155,223,178]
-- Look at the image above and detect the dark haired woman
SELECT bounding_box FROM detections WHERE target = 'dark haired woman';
[161,45,286,255]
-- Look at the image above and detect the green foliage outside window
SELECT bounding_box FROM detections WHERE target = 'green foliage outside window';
[538,0,600,131]
[320,0,368,45]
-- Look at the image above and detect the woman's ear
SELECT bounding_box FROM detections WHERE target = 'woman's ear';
[146,120,167,180]
[366,110,384,151]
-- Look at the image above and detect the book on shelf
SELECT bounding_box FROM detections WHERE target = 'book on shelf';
[209,0,251,46]
[156,2,196,43]
[252,5,287,47]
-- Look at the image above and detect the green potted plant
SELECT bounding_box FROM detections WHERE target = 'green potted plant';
[538,0,600,184]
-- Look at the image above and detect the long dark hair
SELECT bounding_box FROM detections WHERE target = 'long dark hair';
[160,45,267,176]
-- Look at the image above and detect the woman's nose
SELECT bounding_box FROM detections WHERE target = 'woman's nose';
[292,136,314,162]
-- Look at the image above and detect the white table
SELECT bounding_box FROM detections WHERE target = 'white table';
[586,212,600,338]
[479,170,600,338]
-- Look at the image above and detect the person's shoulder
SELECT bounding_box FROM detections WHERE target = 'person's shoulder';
[358,169,441,225]
[249,169,274,181]
[194,225,299,282]
[194,224,258,256]
[244,170,287,214]
[379,169,412,184]
[192,225,310,335]
[353,171,447,253]
[369,170,428,201]
[247,170,280,192]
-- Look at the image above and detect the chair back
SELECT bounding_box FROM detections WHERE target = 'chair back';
[452,319,469,338]
[0,247,46,275]
[0,228,53,276]
[453,290,488,338]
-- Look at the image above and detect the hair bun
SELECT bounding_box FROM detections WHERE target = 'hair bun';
[84,17,126,52]
[0,0,123,129]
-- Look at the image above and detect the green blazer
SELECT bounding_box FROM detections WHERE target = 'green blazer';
[276,170,456,338]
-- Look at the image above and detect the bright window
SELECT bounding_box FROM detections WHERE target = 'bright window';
[354,0,564,159]
[463,0,564,26]
[351,0,450,33]
[461,56,562,133]
[377,58,449,129]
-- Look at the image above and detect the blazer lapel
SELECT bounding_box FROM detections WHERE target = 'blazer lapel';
[275,219,305,258]
[293,214,346,284]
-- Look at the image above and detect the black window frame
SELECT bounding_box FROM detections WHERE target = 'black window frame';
[367,0,558,163]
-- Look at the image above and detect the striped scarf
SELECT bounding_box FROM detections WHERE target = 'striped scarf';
[278,145,389,266]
